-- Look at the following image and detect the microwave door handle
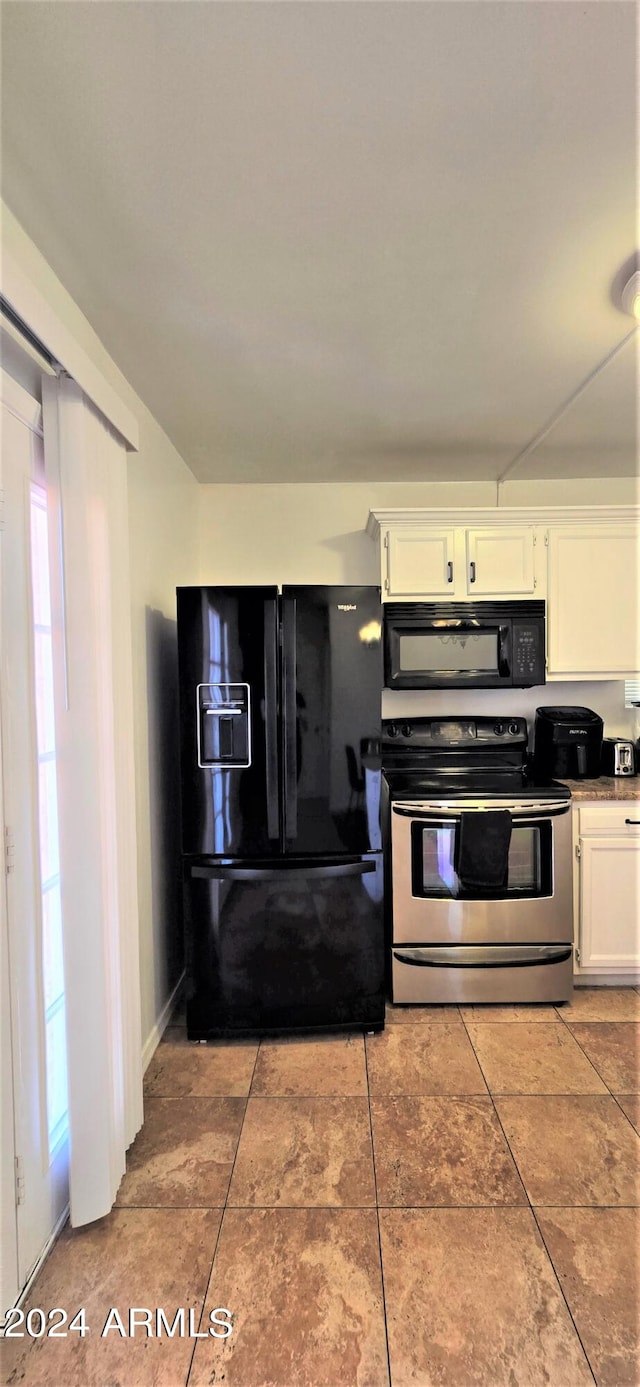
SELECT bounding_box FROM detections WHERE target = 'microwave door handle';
[498,623,510,678]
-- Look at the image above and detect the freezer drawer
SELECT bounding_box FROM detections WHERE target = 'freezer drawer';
[392,944,573,1004]
[184,855,385,1037]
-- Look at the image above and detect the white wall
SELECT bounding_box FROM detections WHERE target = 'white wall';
[198,481,497,585]
[382,683,637,744]
[199,479,639,743]
[198,477,639,588]
[503,477,638,506]
[3,208,200,1052]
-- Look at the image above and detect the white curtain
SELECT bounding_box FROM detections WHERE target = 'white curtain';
[42,374,143,1227]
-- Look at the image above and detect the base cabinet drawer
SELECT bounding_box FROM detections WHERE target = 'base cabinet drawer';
[578,805,640,836]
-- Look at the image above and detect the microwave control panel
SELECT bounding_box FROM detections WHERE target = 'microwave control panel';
[512,621,545,684]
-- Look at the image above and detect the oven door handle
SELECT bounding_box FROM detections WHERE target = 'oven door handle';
[393,945,573,969]
[391,802,571,821]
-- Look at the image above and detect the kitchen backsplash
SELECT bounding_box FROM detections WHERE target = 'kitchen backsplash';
[381,681,639,743]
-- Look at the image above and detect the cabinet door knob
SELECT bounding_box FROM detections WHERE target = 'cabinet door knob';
[625,818,640,825]
[447,561,454,583]
[469,561,476,583]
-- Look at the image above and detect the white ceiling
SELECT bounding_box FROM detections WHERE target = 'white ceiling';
[1,1,637,483]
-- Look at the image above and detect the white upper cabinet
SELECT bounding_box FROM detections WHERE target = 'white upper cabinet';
[547,524,640,678]
[374,512,542,601]
[386,528,455,597]
[465,528,536,596]
[369,509,639,679]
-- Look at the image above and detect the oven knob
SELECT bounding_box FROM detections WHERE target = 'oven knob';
[401,725,413,738]
[508,721,520,736]
[493,722,505,735]
[387,723,400,738]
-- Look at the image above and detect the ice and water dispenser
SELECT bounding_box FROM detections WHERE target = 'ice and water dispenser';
[196,683,251,767]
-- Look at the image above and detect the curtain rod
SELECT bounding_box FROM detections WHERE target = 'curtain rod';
[1,292,61,371]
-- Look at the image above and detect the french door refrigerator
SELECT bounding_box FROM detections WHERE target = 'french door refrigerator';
[177,585,384,1038]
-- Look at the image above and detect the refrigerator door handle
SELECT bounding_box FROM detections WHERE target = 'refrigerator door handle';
[282,595,298,841]
[264,600,280,840]
[190,860,376,882]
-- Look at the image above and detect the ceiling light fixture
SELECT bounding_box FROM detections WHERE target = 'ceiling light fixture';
[620,269,640,320]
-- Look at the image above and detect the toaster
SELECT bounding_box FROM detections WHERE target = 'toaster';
[601,738,636,777]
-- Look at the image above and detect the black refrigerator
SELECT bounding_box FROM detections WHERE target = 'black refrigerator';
[177,585,384,1038]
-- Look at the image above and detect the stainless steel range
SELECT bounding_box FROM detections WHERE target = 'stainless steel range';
[382,716,573,1004]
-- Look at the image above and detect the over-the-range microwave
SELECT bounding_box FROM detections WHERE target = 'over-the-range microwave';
[384,600,546,690]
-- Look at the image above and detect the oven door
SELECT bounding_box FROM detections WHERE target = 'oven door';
[390,799,572,945]
[384,617,512,689]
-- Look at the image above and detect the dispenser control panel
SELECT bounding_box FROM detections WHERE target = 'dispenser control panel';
[196,683,251,768]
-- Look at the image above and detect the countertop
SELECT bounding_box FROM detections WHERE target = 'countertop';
[560,776,640,802]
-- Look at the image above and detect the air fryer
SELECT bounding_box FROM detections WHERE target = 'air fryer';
[533,706,604,781]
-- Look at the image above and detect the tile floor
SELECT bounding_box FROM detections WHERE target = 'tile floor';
[4,989,640,1387]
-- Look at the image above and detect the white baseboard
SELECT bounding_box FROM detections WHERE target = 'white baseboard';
[573,974,640,987]
[141,971,185,1074]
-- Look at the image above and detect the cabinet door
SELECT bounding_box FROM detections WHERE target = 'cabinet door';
[466,528,536,595]
[386,528,455,597]
[547,526,640,676]
[579,836,640,971]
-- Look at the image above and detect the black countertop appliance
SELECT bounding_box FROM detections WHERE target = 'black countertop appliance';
[533,706,604,780]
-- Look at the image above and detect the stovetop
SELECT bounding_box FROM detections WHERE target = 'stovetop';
[383,768,571,802]
[381,714,571,802]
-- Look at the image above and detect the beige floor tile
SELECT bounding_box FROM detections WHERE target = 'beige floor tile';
[466,1021,607,1093]
[250,1033,367,1096]
[616,1093,640,1133]
[496,1095,640,1205]
[227,1096,376,1207]
[189,1207,389,1387]
[379,1207,592,1386]
[144,1029,258,1098]
[557,986,640,1022]
[115,1097,245,1207]
[537,1207,640,1386]
[385,1001,461,1023]
[460,1004,560,1022]
[1,1208,220,1387]
[567,1021,640,1092]
[371,1095,526,1206]
[366,1023,487,1096]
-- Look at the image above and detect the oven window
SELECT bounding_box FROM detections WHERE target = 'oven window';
[399,630,499,673]
[411,820,552,899]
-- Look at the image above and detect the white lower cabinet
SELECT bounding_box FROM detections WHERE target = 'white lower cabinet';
[574,804,640,975]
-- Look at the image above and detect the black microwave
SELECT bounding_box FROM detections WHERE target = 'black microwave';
[384,601,546,690]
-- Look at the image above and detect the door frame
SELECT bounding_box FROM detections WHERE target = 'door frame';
[1,372,69,1316]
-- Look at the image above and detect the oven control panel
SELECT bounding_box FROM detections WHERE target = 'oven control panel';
[382,716,528,748]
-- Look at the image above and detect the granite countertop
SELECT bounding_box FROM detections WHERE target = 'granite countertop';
[560,776,640,802]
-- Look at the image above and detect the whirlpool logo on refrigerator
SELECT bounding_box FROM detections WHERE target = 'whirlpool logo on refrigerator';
[337,604,357,611]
